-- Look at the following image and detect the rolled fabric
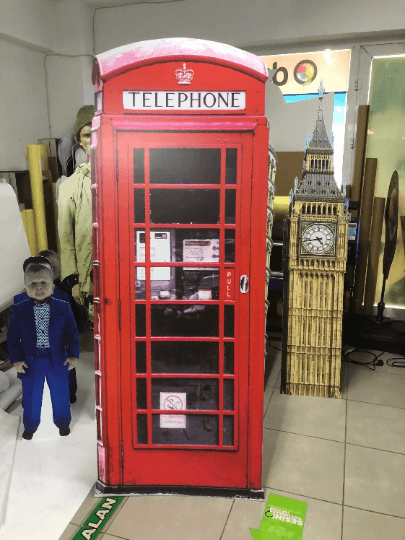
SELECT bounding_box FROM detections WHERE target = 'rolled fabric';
[0,371,10,393]
[0,381,22,411]
[3,367,18,384]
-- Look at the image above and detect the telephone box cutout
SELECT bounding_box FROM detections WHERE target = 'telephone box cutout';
[92,38,269,499]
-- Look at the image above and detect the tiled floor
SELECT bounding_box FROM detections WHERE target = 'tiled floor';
[3,334,405,540]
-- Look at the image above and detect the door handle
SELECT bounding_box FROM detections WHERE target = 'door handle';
[240,275,249,293]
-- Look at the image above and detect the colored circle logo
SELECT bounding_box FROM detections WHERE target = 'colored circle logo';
[294,60,317,86]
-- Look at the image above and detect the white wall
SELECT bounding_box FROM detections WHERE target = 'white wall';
[45,0,95,138]
[0,0,55,52]
[0,39,50,171]
[52,0,94,56]
[45,55,95,139]
[0,0,95,170]
[92,0,405,55]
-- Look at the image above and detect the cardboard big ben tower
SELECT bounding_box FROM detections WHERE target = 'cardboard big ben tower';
[281,81,348,398]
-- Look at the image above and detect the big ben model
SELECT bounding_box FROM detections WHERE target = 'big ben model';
[281,81,348,398]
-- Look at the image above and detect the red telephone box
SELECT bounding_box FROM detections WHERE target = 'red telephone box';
[91,38,269,499]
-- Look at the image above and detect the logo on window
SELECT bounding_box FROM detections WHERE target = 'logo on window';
[293,60,317,86]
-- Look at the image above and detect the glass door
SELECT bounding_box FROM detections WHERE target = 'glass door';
[118,131,253,488]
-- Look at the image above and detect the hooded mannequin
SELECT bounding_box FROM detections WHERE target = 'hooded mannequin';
[57,105,95,324]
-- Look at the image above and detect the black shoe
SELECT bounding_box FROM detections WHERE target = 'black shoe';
[22,431,33,440]
[59,427,70,436]
[70,395,77,404]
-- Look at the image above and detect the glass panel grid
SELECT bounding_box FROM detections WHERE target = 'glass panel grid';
[132,145,238,449]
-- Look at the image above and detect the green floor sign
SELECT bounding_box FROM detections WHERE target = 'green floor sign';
[72,496,124,539]
[250,494,307,539]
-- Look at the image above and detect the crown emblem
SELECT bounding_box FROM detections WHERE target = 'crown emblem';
[175,63,194,85]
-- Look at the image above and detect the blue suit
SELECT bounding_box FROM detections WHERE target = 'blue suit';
[7,295,80,433]
[14,290,78,399]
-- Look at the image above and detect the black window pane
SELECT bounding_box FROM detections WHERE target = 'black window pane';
[136,304,146,336]
[151,342,219,374]
[225,149,237,184]
[223,415,234,446]
[137,414,148,444]
[177,269,219,301]
[224,342,234,374]
[152,379,218,410]
[151,305,219,337]
[136,378,147,409]
[225,190,236,224]
[150,148,221,184]
[133,148,145,184]
[225,230,235,263]
[224,379,234,410]
[152,414,219,445]
[150,190,220,224]
[134,189,145,223]
[224,305,234,337]
[136,341,147,373]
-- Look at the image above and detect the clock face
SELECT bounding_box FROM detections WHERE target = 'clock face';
[301,223,335,255]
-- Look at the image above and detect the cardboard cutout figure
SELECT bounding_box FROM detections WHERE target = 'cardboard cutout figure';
[58,105,95,323]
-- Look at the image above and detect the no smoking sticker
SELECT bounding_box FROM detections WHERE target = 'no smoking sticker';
[160,392,187,429]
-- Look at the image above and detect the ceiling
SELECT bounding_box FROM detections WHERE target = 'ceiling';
[75,0,182,7]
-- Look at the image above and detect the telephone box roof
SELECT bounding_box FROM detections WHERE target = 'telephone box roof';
[93,38,268,84]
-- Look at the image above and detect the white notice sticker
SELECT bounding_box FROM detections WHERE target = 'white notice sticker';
[183,239,219,270]
[160,392,186,429]
[136,231,171,281]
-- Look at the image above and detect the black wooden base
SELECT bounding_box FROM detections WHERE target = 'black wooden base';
[95,480,264,500]
[344,314,405,355]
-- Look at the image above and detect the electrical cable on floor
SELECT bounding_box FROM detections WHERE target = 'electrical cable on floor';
[385,357,405,368]
[342,347,405,370]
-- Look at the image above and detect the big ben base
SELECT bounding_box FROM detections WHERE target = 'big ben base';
[344,314,405,355]
[281,383,342,398]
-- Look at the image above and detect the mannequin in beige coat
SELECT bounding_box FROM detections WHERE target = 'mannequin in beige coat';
[58,106,94,323]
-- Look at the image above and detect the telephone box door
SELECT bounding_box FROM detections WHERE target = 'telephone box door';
[118,129,254,488]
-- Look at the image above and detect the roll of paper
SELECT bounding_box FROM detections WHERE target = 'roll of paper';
[273,196,290,222]
[401,216,405,256]
[21,209,39,255]
[27,144,48,251]
[364,197,385,315]
[351,105,370,220]
[352,158,377,313]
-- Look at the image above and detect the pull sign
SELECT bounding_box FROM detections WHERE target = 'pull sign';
[240,275,249,294]
[223,268,235,300]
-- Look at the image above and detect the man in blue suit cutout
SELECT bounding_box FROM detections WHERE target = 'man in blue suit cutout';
[7,258,79,439]
[14,252,83,403]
